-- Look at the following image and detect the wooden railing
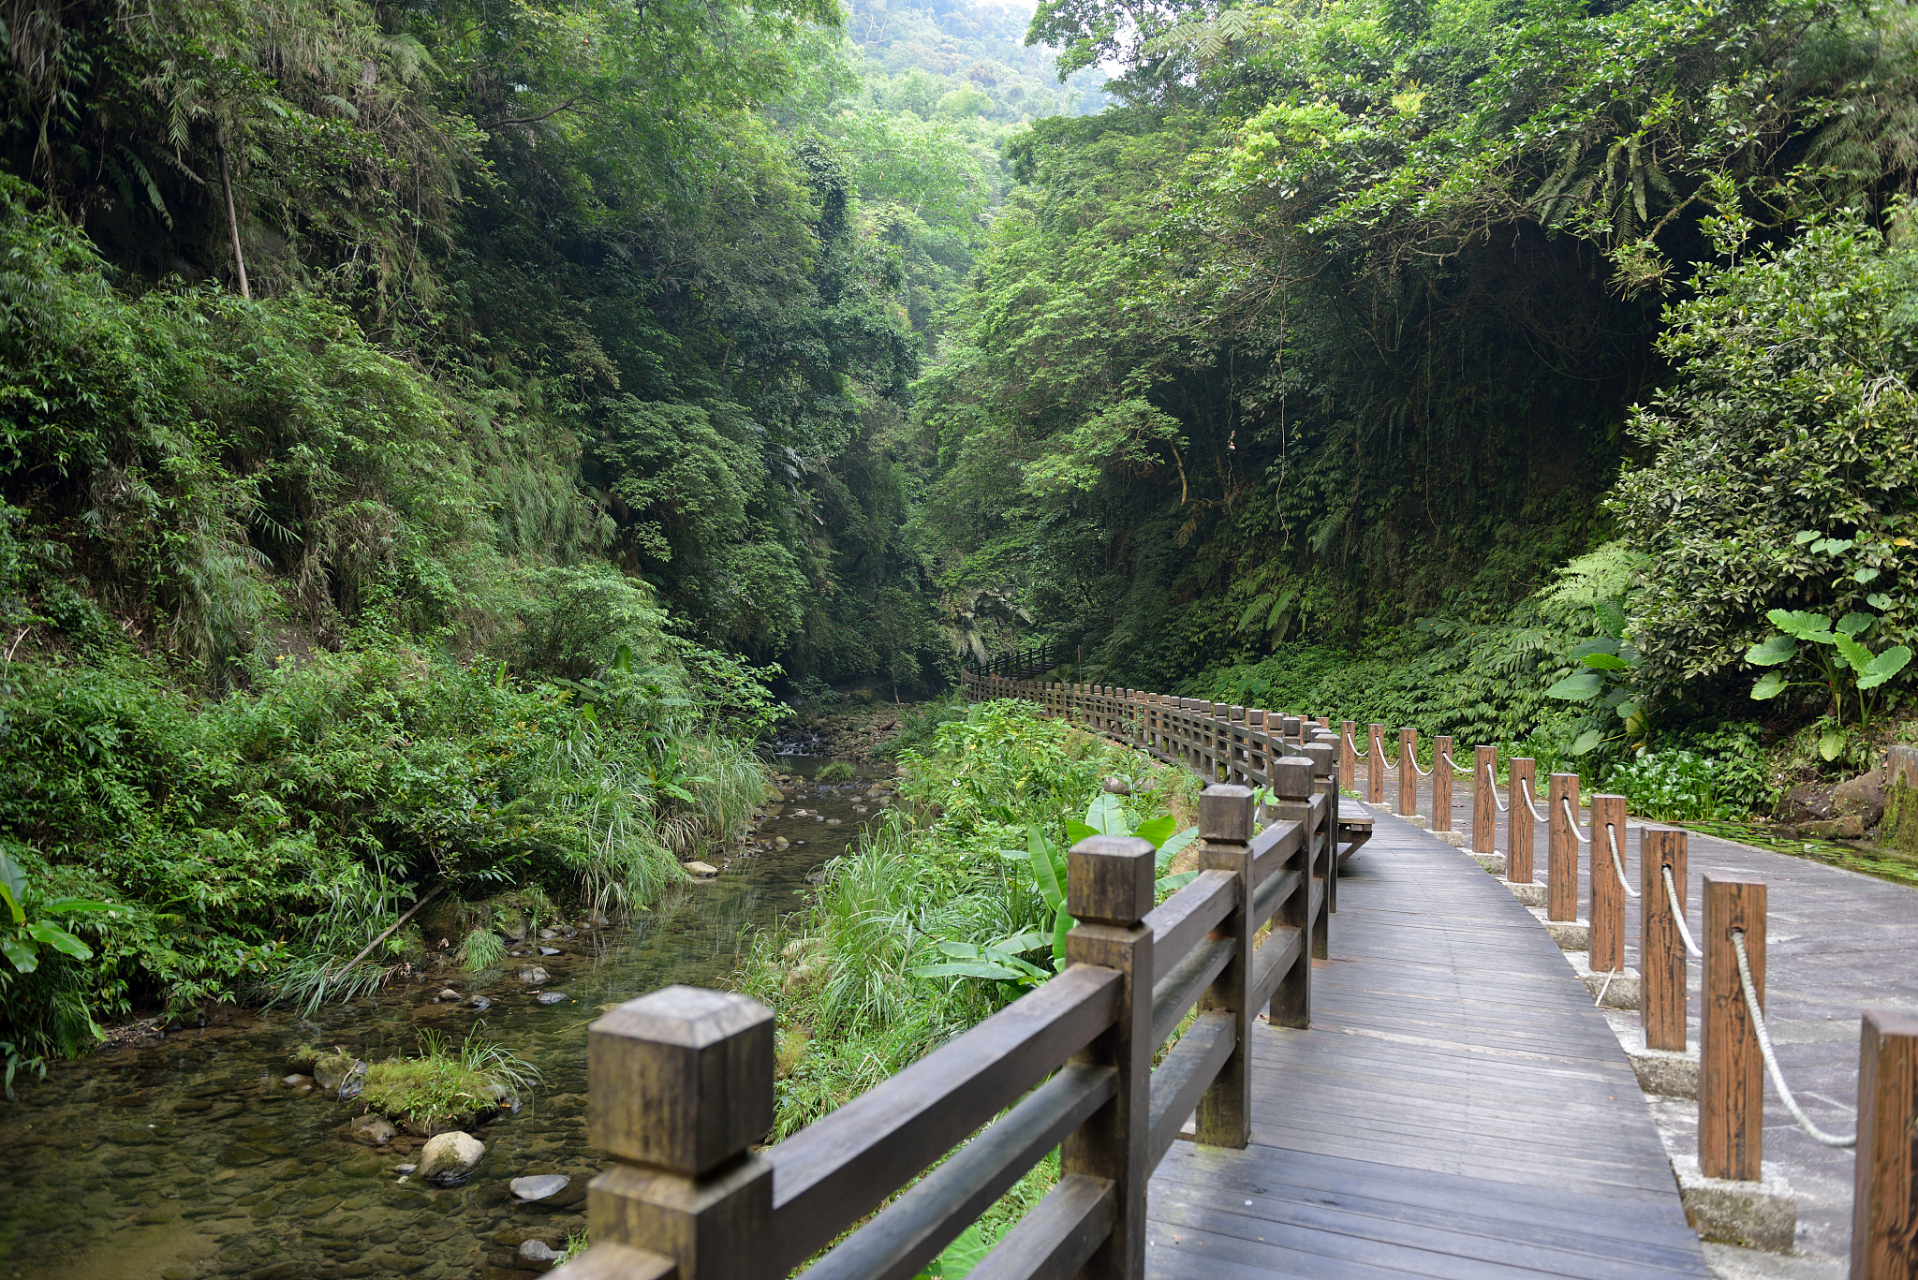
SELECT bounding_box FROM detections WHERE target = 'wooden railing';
[551,773,1330,1280]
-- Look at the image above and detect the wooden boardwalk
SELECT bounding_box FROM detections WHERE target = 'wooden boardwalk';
[1146,807,1711,1279]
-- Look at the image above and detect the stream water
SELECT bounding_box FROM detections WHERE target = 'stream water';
[0,757,887,1280]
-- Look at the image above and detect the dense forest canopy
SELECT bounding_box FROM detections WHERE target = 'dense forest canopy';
[922,0,1918,750]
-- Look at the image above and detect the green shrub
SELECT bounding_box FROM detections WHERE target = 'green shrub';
[816,761,858,783]
[359,1025,542,1132]
[1605,732,1773,822]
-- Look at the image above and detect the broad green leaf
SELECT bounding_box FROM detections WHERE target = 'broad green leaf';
[1615,699,1640,721]
[1767,609,1834,642]
[909,961,1029,982]
[1594,599,1628,639]
[1156,870,1200,894]
[1833,631,1874,676]
[1063,820,1099,848]
[1818,728,1846,761]
[1081,793,1129,837]
[1581,651,1632,671]
[42,898,113,915]
[0,852,25,927]
[25,921,92,961]
[1745,635,1796,666]
[1793,529,1821,545]
[1751,671,1790,699]
[1133,815,1177,849]
[927,1223,992,1278]
[1154,825,1198,871]
[1854,567,1881,583]
[988,929,1050,955]
[1866,593,1891,610]
[1836,612,1873,636]
[1051,908,1074,969]
[1545,672,1604,700]
[1,935,37,973]
[1813,537,1854,554]
[1569,637,1620,659]
[1569,728,1605,756]
[1858,645,1912,690]
[1028,828,1066,911]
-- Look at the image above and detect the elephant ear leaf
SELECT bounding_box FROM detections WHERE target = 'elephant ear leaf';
[1745,635,1796,666]
[1833,632,1874,676]
[1836,612,1874,636]
[1857,646,1912,690]
[1569,728,1606,755]
[1751,671,1790,700]
[1545,672,1604,700]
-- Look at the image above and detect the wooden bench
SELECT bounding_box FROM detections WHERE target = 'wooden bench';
[1336,809,1374,864]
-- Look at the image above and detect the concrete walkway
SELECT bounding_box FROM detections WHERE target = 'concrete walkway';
[1385,765,1918,1263]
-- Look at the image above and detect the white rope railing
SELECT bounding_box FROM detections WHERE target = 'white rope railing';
[1560,794,1591,844]
[1520,785,1545,823]
[1730,930,1857,1149]
[1439,750,1471,776]
[1410,753,1432,778]
[1661,865,1703,959]
[1482,759,1509,813]
[1605,823,1641,899]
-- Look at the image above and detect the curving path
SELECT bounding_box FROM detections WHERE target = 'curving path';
[1145,808,1710,1279]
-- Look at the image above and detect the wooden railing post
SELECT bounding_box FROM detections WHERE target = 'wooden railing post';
[1507,758,1536,884]
[1432,735,1455,832]
[1547,773,1580,923]
[1197,785,1255,1148]
[1640,830,1688,1052]
[1852,1009,1918,1279]
[1270,755,1316,1024]
[569,987,776,1280]
[1701,876,1766,1182]
[1367,724,1386,804]
[1590,793,1628,974]
[1339,721,1357,792]
[1472,746,1496,855]
[1063,835,1156,1280]
[1305,737,1338,914]
[1397,728,1418,816]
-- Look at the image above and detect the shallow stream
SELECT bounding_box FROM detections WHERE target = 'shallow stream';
[0,758,887,1280]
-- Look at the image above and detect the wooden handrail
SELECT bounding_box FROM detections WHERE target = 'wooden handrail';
[555,774,1323,1280]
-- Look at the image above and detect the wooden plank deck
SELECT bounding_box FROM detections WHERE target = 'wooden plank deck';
[1146,808,1710,1279]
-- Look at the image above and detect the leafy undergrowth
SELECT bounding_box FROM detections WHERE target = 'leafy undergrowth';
[358,1026,543,1134]
[736,697,1203,1273]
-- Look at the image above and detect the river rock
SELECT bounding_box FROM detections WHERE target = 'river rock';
[774,837,790,849]
[518,966,549,985]
[417,1132,486,1187]
[520,1238,560,1264]
[538,946,561,956]
[535,991,569,1005]
[348,1114,398,1146]
[283,1074,314,1090]
[1832,768,1886,828]
[436,988,460,1000]
[1101,776,1131,795]
[509,1175,570,1202]
[312,1053,359,1093]
[467,995,492,1012]
[683,860,719,876]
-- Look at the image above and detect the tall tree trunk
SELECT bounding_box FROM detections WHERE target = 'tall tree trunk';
[219,134,251,300]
